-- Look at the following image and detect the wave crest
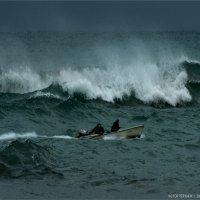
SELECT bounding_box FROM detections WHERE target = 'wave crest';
[1,59,199,107]
[58,61,192,106]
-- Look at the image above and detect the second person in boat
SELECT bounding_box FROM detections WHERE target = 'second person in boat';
[111,119,120,132]
[89,123,105,135]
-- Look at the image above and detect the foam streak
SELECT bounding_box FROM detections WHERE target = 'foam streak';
[0,132,38,141]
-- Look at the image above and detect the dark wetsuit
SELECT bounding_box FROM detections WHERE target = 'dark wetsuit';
[111,120,120,132]
[90,124,105,135]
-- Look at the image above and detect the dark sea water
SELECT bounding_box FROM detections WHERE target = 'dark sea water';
[0,32,200,199]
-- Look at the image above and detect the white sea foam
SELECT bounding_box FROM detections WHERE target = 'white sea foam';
[103,135,119,140]
[39,135,75,140]
[51,135,74,139]
[0,132,38,141]
[0,50,195,106]
[0,67,52,93]
[0,132,75,141]
[57,58,192,106]
[30,91,63,100]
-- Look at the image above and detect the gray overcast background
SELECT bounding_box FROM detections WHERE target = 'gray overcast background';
[0,1,199,32]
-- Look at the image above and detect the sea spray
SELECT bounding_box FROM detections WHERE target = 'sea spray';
[58,60,192,106]
[0,59,193,106]
[0,67,52,93]
[0,32,197,106]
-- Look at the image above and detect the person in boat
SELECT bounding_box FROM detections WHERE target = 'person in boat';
[111,119,120,132]
[77,123,105,138]
[89,123,105,135]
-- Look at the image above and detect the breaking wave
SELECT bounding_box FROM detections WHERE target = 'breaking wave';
[57,62,191,106]
[0,67,53,93]
[0,59,200,107]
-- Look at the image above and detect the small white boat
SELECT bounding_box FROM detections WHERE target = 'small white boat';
[84,125,144,139]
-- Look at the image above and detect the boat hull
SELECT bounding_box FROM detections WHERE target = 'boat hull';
[85,125,144,139]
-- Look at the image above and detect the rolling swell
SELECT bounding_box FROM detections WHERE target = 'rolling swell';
[0,138,62,179]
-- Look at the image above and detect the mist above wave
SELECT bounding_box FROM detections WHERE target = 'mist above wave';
[58,59,192,106]
[0,67,53,93]
[0,58,193,106]
[0,33,197,106]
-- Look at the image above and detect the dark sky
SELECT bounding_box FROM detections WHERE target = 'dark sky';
[0,1,200,32]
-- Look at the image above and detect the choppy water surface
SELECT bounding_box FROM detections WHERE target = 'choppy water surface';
[0,32,200,199]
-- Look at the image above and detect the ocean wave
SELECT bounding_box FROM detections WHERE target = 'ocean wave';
[182,60,200,81]
[1,58,200,106]
[0,67,52,93]
[1,32,200,107]
[57,60,192,106]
